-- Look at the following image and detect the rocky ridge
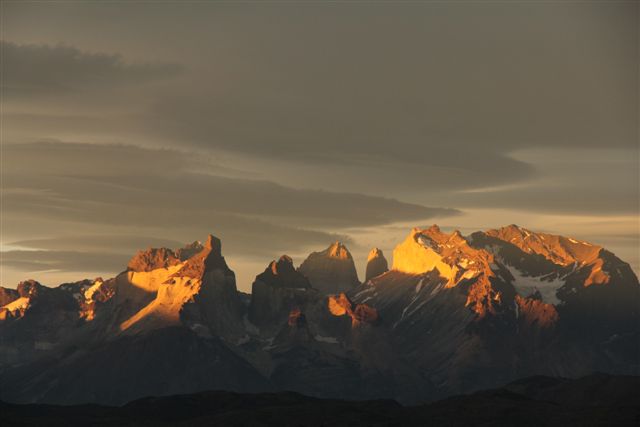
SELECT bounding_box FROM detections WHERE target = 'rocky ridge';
[298,242,360,294]
[365,248,388,281]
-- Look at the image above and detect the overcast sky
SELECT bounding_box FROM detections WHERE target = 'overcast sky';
[1,1,638,291]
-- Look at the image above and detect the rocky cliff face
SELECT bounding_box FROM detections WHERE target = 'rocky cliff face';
[328,293,378,326]
[365,248,388,281]
[120,234,245,340]
[0,278,115,366]
[248,255,318,334]
[298,242,360,294]
[0,287,19,307]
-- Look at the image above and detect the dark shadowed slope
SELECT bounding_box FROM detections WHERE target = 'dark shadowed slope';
[1,374,638,427]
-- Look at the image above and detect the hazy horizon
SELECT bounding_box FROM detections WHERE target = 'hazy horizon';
[1,1,638,292]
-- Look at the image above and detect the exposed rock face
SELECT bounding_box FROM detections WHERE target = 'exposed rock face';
[16,280,44,298]
[59,278,115,321]
[259,256,311,289]
[0,287,19,307]
[127,248,181,272]
[273,308,313,347]
[392,227,456,277]
[328,293,378,326]
[248,255,317,334]
[515,295,558,329]
[127,241,205,273]
[0,279,105,366]
[288,308,307,327]
[0,281,41,320]
[365,248,388,281]
[391,226,505,318]
[0,296,29,320]
[175,241,204,261]
[485,224,602,267]
[2,280,78,320]
[298,242,360,294]
[120,234,244,340]
[483,224,609,286]
[469,225,639,312]
[170,234,230,278]
[177,235,244,339]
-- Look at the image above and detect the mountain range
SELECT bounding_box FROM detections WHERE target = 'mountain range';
[0,224,638,406]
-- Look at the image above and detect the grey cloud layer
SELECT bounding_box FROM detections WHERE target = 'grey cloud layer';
[3,1,636,210]
[442,149,639,215]
[1,141,456,274]
[1,250,130,275]
[3,142,456,228]
[1,41,182,97]
[8,235,185,254]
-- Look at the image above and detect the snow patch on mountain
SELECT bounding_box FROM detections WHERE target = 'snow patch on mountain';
[314,335,338,344]
[417,235,438,250]
[505,265,564,305]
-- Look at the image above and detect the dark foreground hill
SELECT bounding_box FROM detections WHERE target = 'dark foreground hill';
[1,373,638,427]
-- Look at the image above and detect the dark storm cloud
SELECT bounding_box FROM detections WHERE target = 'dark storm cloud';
[1,41,182,97]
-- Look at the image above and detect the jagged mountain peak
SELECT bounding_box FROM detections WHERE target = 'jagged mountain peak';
[483,225,603,267]
[175,240,204,260]
[119,233,242,337]
[16,279,44,297]
[204,234,221,251]
[475,225,625,288]
[127,239,209,273]
[414,225,468,248]
[366,248,389,281]
[248,255,314,332]
[326,241,352,260]
[270,255,295,275]
[298,242,360,294]
[393,226,491,279]
[0,287,19,307]
[127,247,181,272]
[170,233,230,279]
[367,247,384,262]
[328,293,378,326]
[257,255,310,289]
